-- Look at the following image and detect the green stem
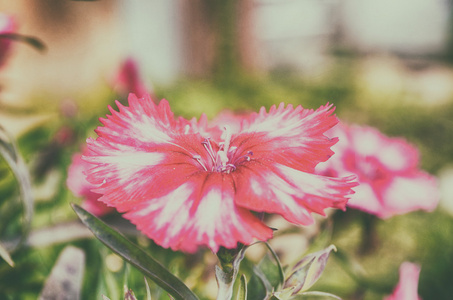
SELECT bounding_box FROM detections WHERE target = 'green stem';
[215,245,246,300]
[358,213,379,255]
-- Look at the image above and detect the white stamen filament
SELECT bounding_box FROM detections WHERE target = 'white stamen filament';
[192,125,252,173]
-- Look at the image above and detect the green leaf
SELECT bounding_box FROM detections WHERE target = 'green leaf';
[269,287,295,300]
[284,245,337,294]
[252,265,273,292]
[71,203,199,300]
[236,274,247,300]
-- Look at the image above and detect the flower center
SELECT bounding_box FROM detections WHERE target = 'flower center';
[356,157,386,181]
[192,126,252,173]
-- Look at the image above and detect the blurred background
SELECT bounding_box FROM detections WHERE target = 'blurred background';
[1,0,453,299]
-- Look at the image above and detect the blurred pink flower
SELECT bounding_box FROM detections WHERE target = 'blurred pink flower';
[83,94,356,253]
[67,151,114,217]
[385,262,421,300]
[113,57,152,98]
[0,13,15,68]
[317,123,439,218]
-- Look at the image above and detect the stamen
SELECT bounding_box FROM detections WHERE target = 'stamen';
[221,125,232,153]
[235,151,253,164]
[216,125,232,168]
[192,154,207,171]
[194,127,252,173]
[202,138,217,164]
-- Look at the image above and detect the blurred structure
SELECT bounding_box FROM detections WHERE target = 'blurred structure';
[0,0,452,111]
[0,1,121,108]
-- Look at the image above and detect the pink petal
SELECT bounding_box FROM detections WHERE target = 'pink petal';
[114,57,152,98]
[346,182,384,216]
[235,103,339,172]
[66,152,113,217]
[234,161,356,225]
[83,95,358,252]
[385,262,421,300]
[381,172,439,218]
[84,95,212,210]
[123,172,273,253]
[348,126,419,173]
[0,13,15,68]
[318,122,439,218]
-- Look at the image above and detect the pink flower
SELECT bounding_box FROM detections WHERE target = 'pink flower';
[317,123,439,218]
[0,13,15,68]
[83,94,356,253]
[113,57,152,98]
[67,151,114,217]
[385,262,421,300]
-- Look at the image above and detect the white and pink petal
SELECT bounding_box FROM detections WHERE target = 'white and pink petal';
[234,103,339,172]
[381,172,439,217]
[234,161,356,225]
[124,173,273,253]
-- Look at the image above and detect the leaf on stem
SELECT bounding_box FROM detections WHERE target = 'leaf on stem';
[71,203,199,300]
[283,244,337,295]
[252,265,273,293]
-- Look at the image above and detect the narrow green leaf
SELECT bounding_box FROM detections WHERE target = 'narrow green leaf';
[236,274,247,300]
[71,203,199,300]
[0,242,14,267]
[264,242,285,288]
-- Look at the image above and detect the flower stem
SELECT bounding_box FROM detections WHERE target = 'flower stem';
[215,244,246,300]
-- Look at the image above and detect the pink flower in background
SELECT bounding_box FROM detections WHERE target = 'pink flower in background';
[113,57,152,98]
[0,13,15,68]
[83,94,356,253]
[67,151,114,217]
[385,262,421,300]
[317,123,439,218]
